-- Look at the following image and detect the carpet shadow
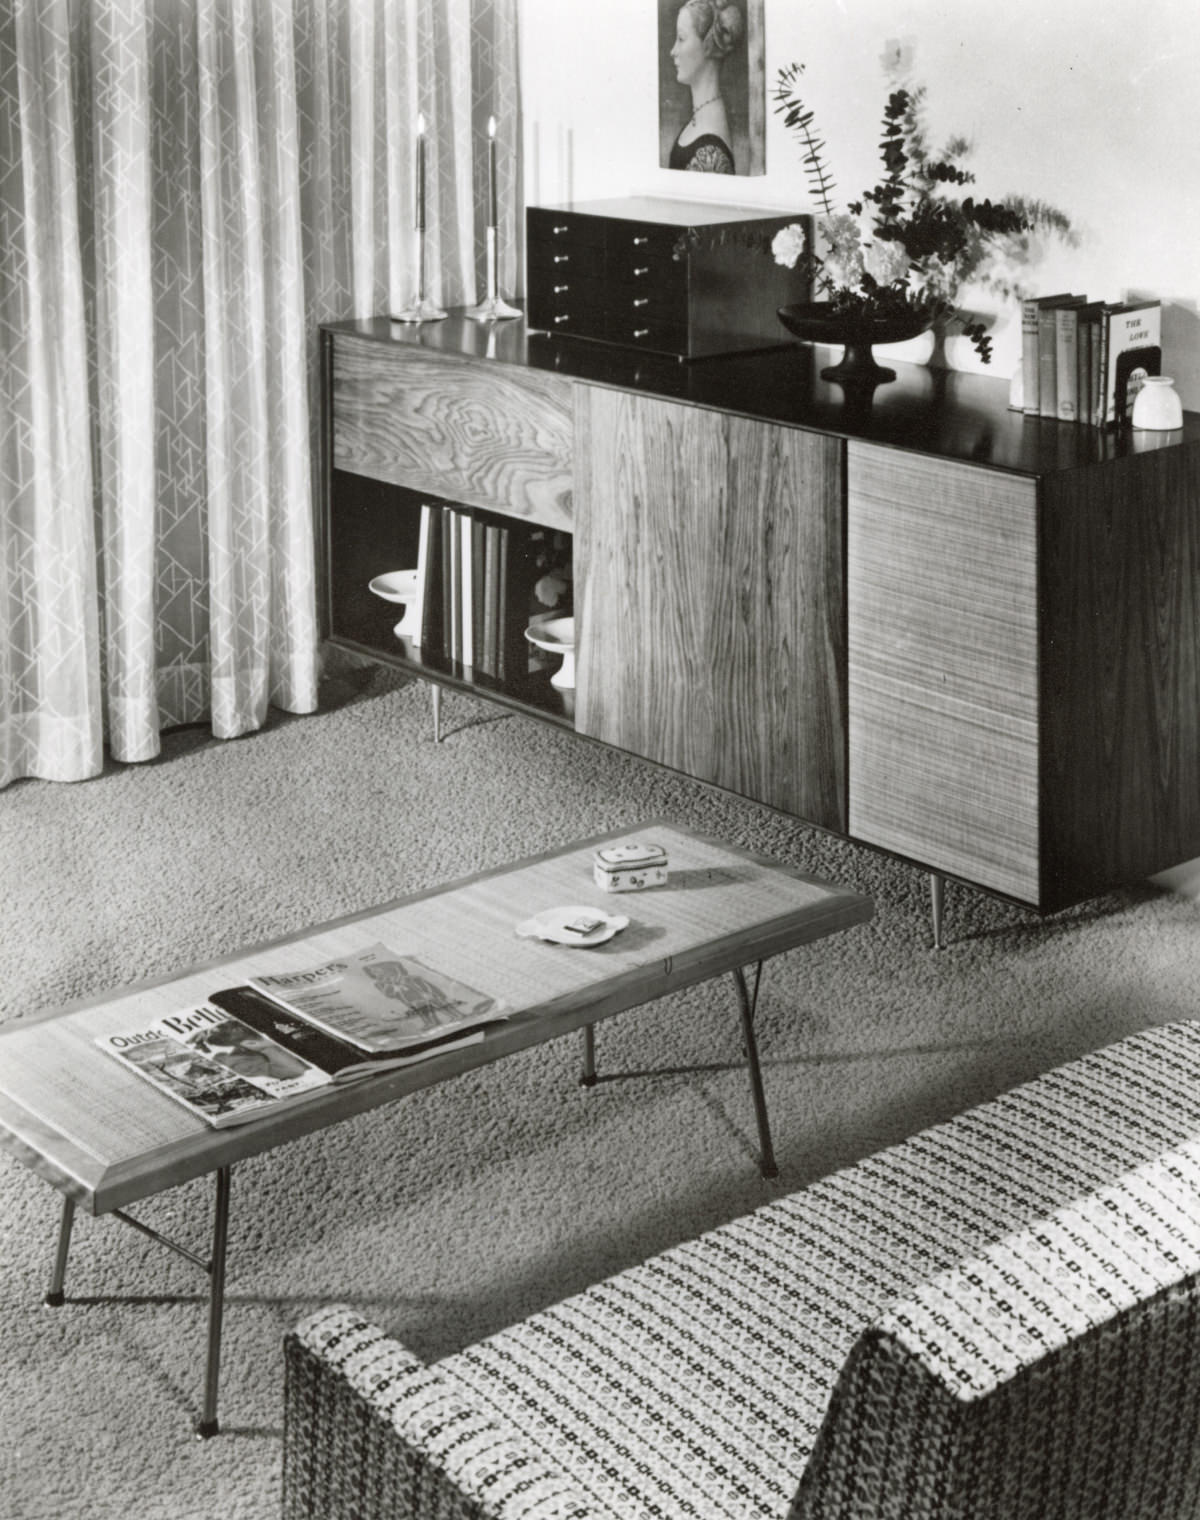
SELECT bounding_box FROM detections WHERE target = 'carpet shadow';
[578,1032,1032,1085]
[938,881,1173,948]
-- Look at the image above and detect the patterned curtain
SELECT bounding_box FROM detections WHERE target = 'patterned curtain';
[0,0,519,787]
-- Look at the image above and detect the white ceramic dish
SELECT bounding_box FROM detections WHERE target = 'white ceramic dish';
[524,613,574,648]
[514,904,629,947]
[524,615,576,689]
[368,569,420,603]
[368,570,420,638]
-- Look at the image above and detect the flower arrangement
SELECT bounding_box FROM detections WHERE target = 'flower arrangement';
[771,63,1071,364]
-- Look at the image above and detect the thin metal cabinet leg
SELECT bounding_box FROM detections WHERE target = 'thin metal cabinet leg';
[196,1165,232,1440]
[43,1196,76,1307]
[731,966,778,1179]
[579,1024,597,1087]
[929,872,946,951]
[430,683,442,744]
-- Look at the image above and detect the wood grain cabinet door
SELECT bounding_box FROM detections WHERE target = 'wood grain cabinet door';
[847,442,1041,903]
[574,385,846,829]
[330,332,574,532]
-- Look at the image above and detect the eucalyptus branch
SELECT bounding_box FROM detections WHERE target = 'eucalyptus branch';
[772,63,837,217]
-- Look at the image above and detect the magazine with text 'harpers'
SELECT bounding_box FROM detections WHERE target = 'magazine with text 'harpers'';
[239,942,505,1055]
[207,984,485,1080]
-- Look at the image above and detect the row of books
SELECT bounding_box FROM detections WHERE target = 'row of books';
[1021,294,1162,428]
[94,943,506,1129]
[404,502,570,683]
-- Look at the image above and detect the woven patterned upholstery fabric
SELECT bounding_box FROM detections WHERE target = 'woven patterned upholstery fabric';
[882,1138,1200,1400]
[779,1137,1200,1517]
[285,1306,611,1520]
[424,1022,1200,1519]
[790,1278,1200,1519]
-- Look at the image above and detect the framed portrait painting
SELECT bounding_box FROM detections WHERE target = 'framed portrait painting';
[658,0,765,177]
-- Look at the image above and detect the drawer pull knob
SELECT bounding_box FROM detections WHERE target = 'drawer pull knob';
[633,297,649,308]
[553,283,569,294]
[632,236,649,246]
[633,327,650,339]
[552,224,569,234]
[553,314,571,325]
[553,254,570,264]
[633,266,649,277]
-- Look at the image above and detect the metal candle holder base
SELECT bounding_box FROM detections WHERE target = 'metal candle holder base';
[391,228,447,323]
[466,292,522,322]
[466,227,520,322]
[391,294,448,323]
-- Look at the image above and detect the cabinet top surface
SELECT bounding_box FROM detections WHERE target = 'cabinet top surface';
[529,196,796,227]
[325,313,1200,476]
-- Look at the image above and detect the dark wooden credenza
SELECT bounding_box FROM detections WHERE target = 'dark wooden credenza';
[319,313,1200,927]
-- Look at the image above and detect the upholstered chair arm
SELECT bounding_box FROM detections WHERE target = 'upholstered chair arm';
[282,1305,610,1520]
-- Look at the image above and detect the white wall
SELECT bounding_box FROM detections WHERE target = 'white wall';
[518,0,1200,403]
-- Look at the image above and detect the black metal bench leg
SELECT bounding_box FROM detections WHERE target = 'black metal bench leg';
[43,1195,75,1307]
[731,965,778,1179]
[196,1165,232,1439]
[579,1024,597,1086]
[930,872,946,950]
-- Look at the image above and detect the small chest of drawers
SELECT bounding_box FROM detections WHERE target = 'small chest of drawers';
[526,196,808,359]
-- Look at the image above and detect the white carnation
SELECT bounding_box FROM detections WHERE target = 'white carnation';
[822,246,864,291]
[863,238,909,286]
[771,222,807,269]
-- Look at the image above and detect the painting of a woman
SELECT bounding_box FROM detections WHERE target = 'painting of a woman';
[659,0,764,177]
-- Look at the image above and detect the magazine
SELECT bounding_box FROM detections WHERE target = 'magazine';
[207,984,486,1082]
[94,1004,334,1129]
[243,942,504,1055]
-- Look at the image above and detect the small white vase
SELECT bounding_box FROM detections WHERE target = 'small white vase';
[1131,375,1183,431]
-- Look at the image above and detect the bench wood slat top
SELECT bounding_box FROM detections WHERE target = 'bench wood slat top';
[0,822,871,1214]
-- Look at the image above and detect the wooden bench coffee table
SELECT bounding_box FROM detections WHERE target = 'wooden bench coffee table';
[0,821,871,1436]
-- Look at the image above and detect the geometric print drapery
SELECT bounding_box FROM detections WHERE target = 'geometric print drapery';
[0,0,519,788]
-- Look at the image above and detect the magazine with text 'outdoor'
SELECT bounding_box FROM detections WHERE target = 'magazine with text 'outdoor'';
[94,1003,334,1128]
[240,942,505,1055]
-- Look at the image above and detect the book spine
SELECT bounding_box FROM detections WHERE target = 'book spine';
[1095,311,1112,426]
[1055,307,1079,422]
[471,515,487,674]
[482,520,501,679]
[1021,297,1041,416]
[411,505,431,651]
[1077,316,1093,429]
[1037,306,1059,419]
[496,525,512,684]
[459,511,474,672]
[440,507,455,660]
[419,504,445,657]
[448,508,462,666]
[1088,311,1107,425]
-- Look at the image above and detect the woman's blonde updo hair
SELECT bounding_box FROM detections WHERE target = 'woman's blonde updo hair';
[684,0,744,61]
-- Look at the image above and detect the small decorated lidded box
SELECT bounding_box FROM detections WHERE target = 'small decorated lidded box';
[592,840,669,893]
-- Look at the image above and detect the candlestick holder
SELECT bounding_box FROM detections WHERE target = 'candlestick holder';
[391,227,447,323]
[466,227,521,322]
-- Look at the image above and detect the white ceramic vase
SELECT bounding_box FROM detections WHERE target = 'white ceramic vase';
[1131,375,1183,431]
